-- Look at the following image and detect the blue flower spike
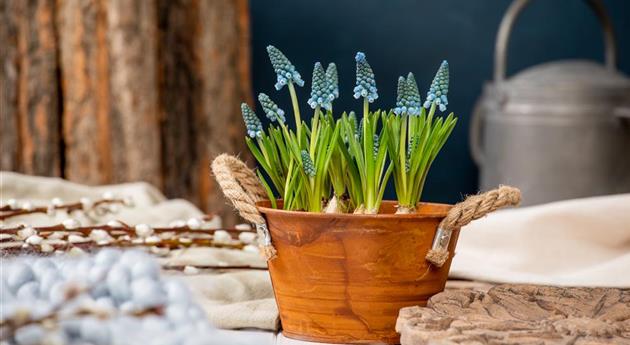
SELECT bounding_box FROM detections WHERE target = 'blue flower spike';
[258,93,286,123]
[241,103,263,138]
[301,150,316,178]
[353,52,378,103]
[394,73,421,116]
[405,72,422,116]
[266,45,305,90]
[326,63,339,100]
[424,60,449,112]
[307,62,332,110]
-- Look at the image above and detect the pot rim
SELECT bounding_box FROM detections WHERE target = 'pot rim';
[256,199,452,219]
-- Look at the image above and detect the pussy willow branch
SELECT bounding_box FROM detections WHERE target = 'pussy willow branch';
[0,198,136,220]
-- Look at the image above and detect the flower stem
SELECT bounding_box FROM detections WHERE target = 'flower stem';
[288,82,302,144]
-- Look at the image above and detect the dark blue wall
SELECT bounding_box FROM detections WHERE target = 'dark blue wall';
[249,0,630,204]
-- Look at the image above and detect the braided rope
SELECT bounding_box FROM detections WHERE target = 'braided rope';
[211,154,266,224]
[426,185,521,267]
[211,154,277,260]
[441,185,521,231]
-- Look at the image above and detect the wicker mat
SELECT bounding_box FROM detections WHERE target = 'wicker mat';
[396,283,630,345]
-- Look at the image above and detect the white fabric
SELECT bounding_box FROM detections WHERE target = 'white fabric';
[450,193,630,288]
[0,171,277,330]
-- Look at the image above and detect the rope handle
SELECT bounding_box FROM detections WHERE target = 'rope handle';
[425,185,521,267]
[211,154,277,260]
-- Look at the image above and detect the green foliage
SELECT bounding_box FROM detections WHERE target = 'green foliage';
[241,46,457,214]
[385,103,457,210]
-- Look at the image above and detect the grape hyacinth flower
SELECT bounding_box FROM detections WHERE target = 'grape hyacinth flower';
[405,73,422,115]
[258,93,286,123]
[326,63,339,99]
[395,76,406,114]
[353,52,378,103]
[424,60,449,112]
[307,62,332,110]
[301,150,316,178]
[267,45,304,90]
[394,73,421,116]
[241,103,263,138]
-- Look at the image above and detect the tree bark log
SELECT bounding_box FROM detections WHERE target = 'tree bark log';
[1,0,251,225]
[0,1,20,171]
[156,0,201,205]
[1,0,61,176]
[198,0,252,225]
[106,0,161,187]
[57,0,112,184]
[396,284,630,345]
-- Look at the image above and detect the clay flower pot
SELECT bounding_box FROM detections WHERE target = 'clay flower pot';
[259,200,455,344]
[211,154,521,344]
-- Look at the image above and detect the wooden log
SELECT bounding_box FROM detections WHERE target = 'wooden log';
[57,0,112,184]
[2,0,61,176]
[197,0,252,225]
[106,0,161,187]
[156,0,201,204]
[0,1,20,171]
[396,284,630,344]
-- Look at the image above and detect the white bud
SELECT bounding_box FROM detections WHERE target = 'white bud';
[238,232,257,244]
[25,235,43,245]
[68,235,88,243]
[40,243,54,253]
[17,227,37,240]
[62,218,81,229]
[145,236,161,244]
[51,197,63,207]
[186,218,202,230]
[213,230,231,244]
[106,220,123,228]
[68,247,86,256]
[135,224,153,238]
[47,232,65,240]
[235,223,252,231]
[101,191,115,200]
[21,201,34,211]
[183,266,199,275]
[89,230,112,243]
[80,197,93,209]
[7,198,18,209]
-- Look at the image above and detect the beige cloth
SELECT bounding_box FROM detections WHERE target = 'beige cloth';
[3,171,629,332]
[451,193,630,288]
[0,171,278,331]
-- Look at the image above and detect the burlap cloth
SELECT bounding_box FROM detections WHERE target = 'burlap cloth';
[2,171,629,333]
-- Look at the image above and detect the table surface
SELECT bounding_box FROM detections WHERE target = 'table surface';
[220,280,496,345]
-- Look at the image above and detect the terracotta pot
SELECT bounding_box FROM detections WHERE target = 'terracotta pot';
[257,200,457,344]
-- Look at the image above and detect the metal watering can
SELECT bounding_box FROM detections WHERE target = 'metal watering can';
[471,0,630,206]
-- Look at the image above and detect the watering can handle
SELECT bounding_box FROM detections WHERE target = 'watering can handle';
[211,154,278,261]
[494,0,617,82]
[426,185,521,267]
